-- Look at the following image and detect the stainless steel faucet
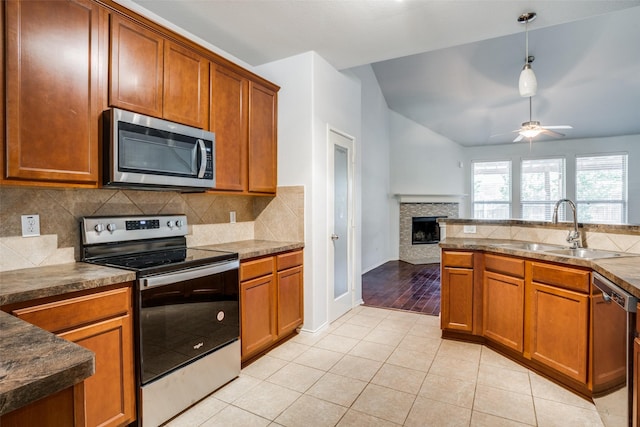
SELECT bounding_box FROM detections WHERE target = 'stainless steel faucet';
[552,198,581,248]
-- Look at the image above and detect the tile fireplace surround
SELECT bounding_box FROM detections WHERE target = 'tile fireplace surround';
[399,203,459,264]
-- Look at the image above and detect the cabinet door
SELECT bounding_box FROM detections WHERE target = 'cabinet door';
[483,271,524,352]
[163,41,209,129]
[12,286,135,427]
[0,385,83,427]
[210,64,248,191]
[59,315,135,427]
[527,282,589,383]
[441,267,474,332]
[277,265,304,337]
[109,14,164,118]
[241,274,277,360]
[634,338,640,427]
[4,0,104,184]
[248,82,277,194]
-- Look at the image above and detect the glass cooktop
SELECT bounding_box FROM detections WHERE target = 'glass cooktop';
[89,248,238,275]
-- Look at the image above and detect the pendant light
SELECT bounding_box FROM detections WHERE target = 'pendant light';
[518,12,537,97]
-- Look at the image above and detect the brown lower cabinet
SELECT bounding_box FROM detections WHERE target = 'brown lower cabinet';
[482,254,525,352]
[2,284,136,427]
[240,250,303,362]
[441,249,592,394]
[440,251,475,333]
[634,304,640,427]
[0,385,85,427]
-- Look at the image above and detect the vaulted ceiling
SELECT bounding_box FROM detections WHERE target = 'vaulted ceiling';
[127,0,640,146]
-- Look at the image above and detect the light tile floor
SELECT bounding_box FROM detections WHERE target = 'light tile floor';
[165,306,605,427]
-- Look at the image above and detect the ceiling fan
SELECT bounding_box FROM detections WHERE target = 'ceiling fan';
[510,11,572,143]
[512,96,573,142]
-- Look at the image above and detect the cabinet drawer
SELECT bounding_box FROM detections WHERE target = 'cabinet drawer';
[12,287,131,334]
[530,262,590,293]
[442,251,474,268]
[277,250,303,271]
[485,254,525,278]
[241,256,275,281]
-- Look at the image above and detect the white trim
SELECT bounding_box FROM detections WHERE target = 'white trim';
[395,194,467,204]
[327,126,356,323]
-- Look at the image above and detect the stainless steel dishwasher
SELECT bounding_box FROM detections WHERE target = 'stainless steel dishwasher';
[592,272,637,427]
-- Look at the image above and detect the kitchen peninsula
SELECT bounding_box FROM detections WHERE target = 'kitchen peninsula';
[438,218,640,426]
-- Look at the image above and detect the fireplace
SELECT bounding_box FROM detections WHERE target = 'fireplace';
[399,202,459,264]
[412,216,446,244]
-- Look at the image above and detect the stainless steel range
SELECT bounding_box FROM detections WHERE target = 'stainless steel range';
[81,214,240,427]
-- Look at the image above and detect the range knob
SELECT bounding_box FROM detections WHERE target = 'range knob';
[107,223,117,233]
[167,220,175,229]
[94,223,105,233]
[175,219,184,228]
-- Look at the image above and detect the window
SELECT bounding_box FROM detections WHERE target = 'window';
[576,154,628,223]
[473,161,511,219]
[521,158,565,221]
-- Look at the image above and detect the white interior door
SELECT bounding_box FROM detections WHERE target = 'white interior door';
[328,128,354,322]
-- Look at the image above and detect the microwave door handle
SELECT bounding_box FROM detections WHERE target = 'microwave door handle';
[197,139,207,178]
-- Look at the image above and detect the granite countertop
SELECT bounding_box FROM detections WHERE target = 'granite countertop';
[0,263,135,416]
[440,237,640,298]
[0,262,136,307]
[0,311,94,416]
[195,239,304,260]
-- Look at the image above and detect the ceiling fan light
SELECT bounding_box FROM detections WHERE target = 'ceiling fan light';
[520,128,542,138]
[519,64,537,97]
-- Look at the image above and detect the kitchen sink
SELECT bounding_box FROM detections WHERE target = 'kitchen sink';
[544,248,632,260]
[494,242,565,252]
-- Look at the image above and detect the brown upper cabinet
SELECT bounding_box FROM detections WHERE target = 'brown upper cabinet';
[210,64,248,191]
[109,13,209,129]
[3,0,277,191]
[210,64,278,195]
[3,0,106,186]
[248,82,278,194]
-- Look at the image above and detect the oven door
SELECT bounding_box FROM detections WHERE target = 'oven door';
[138,260,239,385]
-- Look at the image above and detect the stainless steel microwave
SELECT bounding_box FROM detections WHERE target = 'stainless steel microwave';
[104,108,215,191]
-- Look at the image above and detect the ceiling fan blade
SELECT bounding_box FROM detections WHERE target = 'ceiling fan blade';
[513,134,525,142]
[543,125,573,129]
[541,129,565,138]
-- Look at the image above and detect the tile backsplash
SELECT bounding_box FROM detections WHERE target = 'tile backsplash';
[446,223,640,254]
[0,186,304,272]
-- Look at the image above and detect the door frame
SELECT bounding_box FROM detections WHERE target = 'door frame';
[327,125,356,323]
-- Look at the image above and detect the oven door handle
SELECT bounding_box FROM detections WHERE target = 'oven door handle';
[141,260,239,288]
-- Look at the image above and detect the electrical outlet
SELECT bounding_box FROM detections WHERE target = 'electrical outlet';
[229,211,236,224]
[463,225,477,234]
[21,214,40,237]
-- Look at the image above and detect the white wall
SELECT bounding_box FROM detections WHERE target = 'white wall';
[462,134,640,224]
[345,65,395,274]
[256,52,362,332]
[390,111,465,195]
[388,111,466,257]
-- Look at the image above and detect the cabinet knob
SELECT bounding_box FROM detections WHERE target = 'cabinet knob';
[331,234,339,241]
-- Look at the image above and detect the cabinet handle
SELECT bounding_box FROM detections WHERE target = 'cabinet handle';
[331,234,339,241]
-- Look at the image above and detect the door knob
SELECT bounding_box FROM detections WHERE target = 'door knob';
[331,234,339,241]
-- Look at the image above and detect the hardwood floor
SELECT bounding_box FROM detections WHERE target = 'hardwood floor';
[362,261,441,316]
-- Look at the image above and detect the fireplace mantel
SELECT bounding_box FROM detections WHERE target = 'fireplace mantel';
[395,194,467,204]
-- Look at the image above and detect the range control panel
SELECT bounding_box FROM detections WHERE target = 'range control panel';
[126,219,160,230]
[82,215,188,245]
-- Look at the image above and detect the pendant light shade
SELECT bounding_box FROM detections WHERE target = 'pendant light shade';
[519,63,537,97]
[518,12,537,97]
